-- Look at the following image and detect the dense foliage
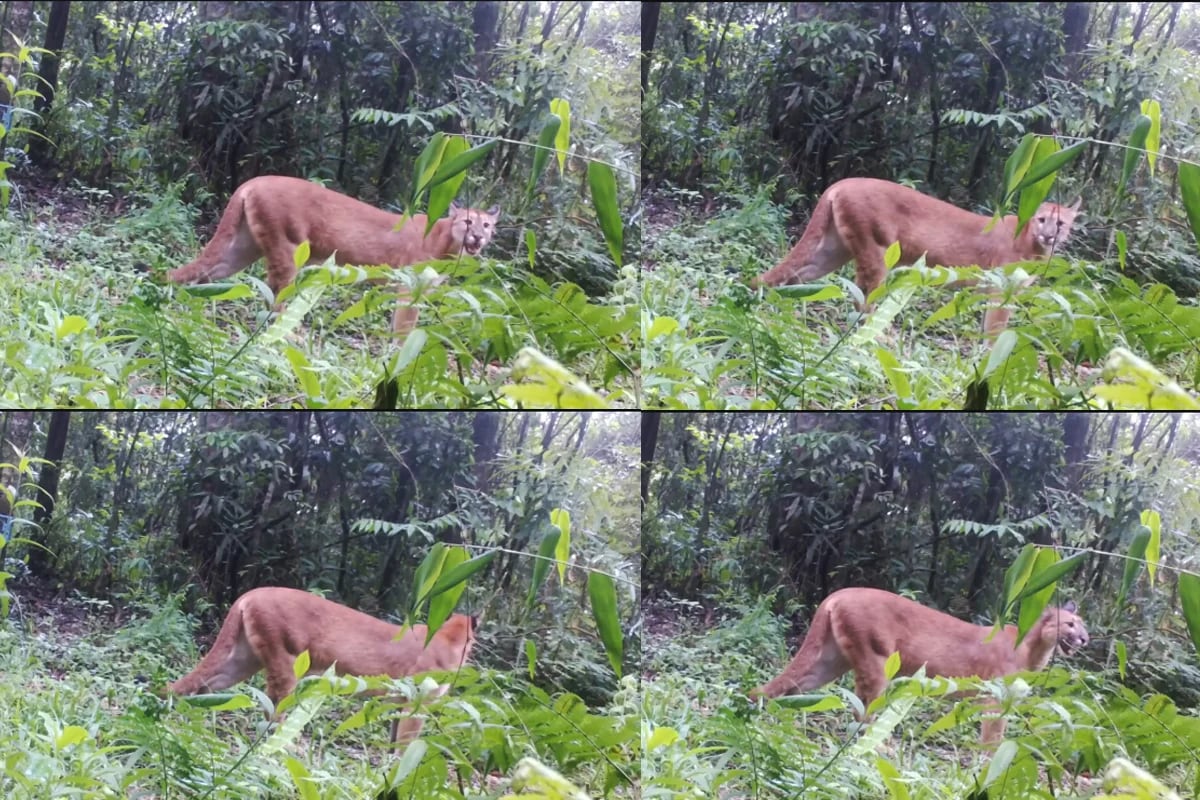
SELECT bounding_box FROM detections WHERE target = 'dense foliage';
[0,410,640,798]
[642,412,1200,797]
[643,3,1200,408]
[0,2,639,407]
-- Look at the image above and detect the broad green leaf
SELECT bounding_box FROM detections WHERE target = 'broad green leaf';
[524,638,537,680]
[284,756,320,800]
[647,316,680,340]
[55,726,88,749]
[1002,544,1038,613]
[1116,230,1127,270]
[393,739,428,784]
[1003,133,1038,198]
[285,347,321,399]
[393,328,429,372]
[428,549,496,600]
[983,740,1019,788]
[427,135,469,234]
[884,241,901,268]
[1015,551,1085,603]
[1119,115,1152,198]
[526,116,561,202]
[411,543,448,613]
[1179,162,1200,251]
[426,546,468,640]
[551,508,571,585]
[647,726,680,751]
[293,650,311,679]
[587,161,624,268]
[524,228,537,269]
[56,316,87,339]
[179,282,256,300]
[1139,99,1160,175]
[427,139,497,190]
[883,651,901,680]
[981,330,1017,380]
[876,348,912,401]
[1011,139,1086,197]
[1115,639,1127,680]
[1016,548,1059,645]
[771,284,844,301]
[179,693,255,711]
[876,757,910,800]
[1141,509,1161,584]
[1113,527,1142,609]
[293,240,311,268]
[1017,137,1061,225]
[587,571,623,677]
[550,98,571,174]
[1179,573,1200,660]
[527,530,561,609]
[770,693,845,711]
[410,132,449,211]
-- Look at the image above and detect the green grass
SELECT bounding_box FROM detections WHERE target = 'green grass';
[0,595,639,799]
[0,187,639,408]
[642,191,1200,409]
[641,600,1200,799]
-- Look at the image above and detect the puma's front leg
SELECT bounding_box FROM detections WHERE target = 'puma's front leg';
[391,295,420,339]
[388,682,450,744]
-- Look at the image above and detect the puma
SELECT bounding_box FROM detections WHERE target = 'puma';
[167,587,477,743]
[167,175,499,334]
[749,587,1088,743]
[751,178,1080,333]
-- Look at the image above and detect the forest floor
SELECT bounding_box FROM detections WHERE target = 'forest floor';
[2,168,638,408]
[640,187,1193,409]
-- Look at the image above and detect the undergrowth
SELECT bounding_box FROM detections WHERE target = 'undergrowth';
[641,600,1200,799]
[0,186,639,409]
[643,189,1200,410]
[0,593,639,799]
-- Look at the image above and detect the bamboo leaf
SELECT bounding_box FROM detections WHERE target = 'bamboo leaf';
[426,135,469,234]
[527,530,561,609]
[1141,509,1161,584]
[1139,99,1160,176]
[426,546,468,640]
[551,508,571,585]
[1119,115,1152,198]
[526,116,561,203]
[1178,162,1200,251]
[587,161,624,267]
[1179,573,1200,659]
[550,98,571,174]
[587,571,623,678]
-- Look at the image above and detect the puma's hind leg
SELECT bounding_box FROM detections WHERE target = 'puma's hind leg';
[391,297,420,338]
[389,682,450,744]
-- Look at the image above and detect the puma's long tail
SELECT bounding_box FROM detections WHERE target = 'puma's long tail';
[749,601,840,698]
[166,597,250,695]
[751,190,836,287]
[166,185,250,285]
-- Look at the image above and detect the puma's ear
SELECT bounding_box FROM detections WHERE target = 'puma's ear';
[486,205,500,218]
[1062,600,1078,614]
[449,200,462,214]
[1068,197,1082,212]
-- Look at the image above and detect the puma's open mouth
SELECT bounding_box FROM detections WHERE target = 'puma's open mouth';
[464,242,482,255]
[1058,638,1087,656]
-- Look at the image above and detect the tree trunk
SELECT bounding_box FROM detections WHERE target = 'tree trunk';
[28,411,70,576]
[27,0,69,166]
[641,2,660,100]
